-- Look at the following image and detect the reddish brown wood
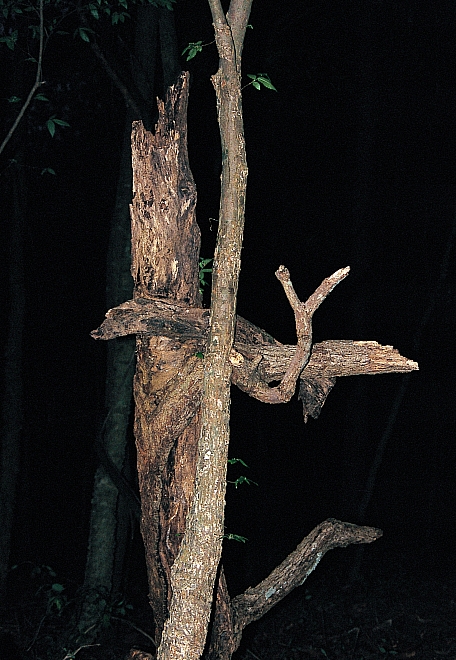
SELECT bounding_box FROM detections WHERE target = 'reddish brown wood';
[92,286,418,423]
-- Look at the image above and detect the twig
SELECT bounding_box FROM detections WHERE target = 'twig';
[25,609,47,652]
[111,616,156,647]
[62,644,100,659]
[88,39,143,117]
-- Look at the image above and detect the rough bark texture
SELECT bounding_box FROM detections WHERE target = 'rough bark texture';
[207,519,382,660]
[129,73,203,644]
[154,2,253,657]
[93,295,418,424]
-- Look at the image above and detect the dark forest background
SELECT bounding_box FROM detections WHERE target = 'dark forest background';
[1,0,455,654]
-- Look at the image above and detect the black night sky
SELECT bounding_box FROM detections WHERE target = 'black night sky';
[1,0,456,657]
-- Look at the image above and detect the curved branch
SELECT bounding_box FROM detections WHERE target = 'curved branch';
[230,519,382,648]
[0,0,45,156]
[245,266,350,403]
[88,39,143,117]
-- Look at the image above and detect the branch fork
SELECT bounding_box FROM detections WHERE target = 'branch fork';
[248,266,350,404]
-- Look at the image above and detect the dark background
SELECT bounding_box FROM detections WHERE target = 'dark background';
[1,0,455,630]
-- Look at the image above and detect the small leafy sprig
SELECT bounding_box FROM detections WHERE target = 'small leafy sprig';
[198,257,213,294]
[227,474,258,488]
[46,114,70,137]
[244,73,277,92]
[182,40,214,61]
[227,457,258,489]
[222,533,248,543]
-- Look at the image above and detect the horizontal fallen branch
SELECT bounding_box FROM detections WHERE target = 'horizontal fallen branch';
[91,269,418,420]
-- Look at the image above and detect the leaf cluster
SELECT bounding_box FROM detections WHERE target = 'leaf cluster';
[0,0,176,41]
[198,257,213,294]
[245,72,277,91]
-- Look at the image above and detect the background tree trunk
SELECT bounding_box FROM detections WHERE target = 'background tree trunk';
[78,4,180,641]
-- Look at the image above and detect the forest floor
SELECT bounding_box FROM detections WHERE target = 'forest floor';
[1,550,455,660]
[237,550,456,660]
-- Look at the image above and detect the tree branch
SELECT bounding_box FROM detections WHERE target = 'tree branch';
[90,266,418,423]
[257,265,350,403]
[226,0,254,59]
[0,0,45,156]
[230,519,382,649]
[88,39,143,117]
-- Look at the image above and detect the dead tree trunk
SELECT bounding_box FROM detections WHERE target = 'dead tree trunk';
[128,73,203,645]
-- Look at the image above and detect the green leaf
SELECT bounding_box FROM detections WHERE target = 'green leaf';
[0,30,18,50]
[29,24,41,39]
[182,40,203,61]
[257,75,277,91]
[34,94,49,101]
[80,27,91,42]
[246,73,278,92]
[223,533,248,543]
[89,3,99,19]
[147,0,176,8]
[195,352,204,359]
[75,26,93,42]
[228,457,248,467]
[7,95,21,103]
[52,118,70,127]
[51,583,65,592]
[229,475,258,489]
[46,116,69,137]
[41,167,56,175]
[112,11,130,24]
[46,119,56,137]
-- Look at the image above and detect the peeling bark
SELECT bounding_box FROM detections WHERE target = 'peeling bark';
[92,283,418,424]
[129,73,203,644]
